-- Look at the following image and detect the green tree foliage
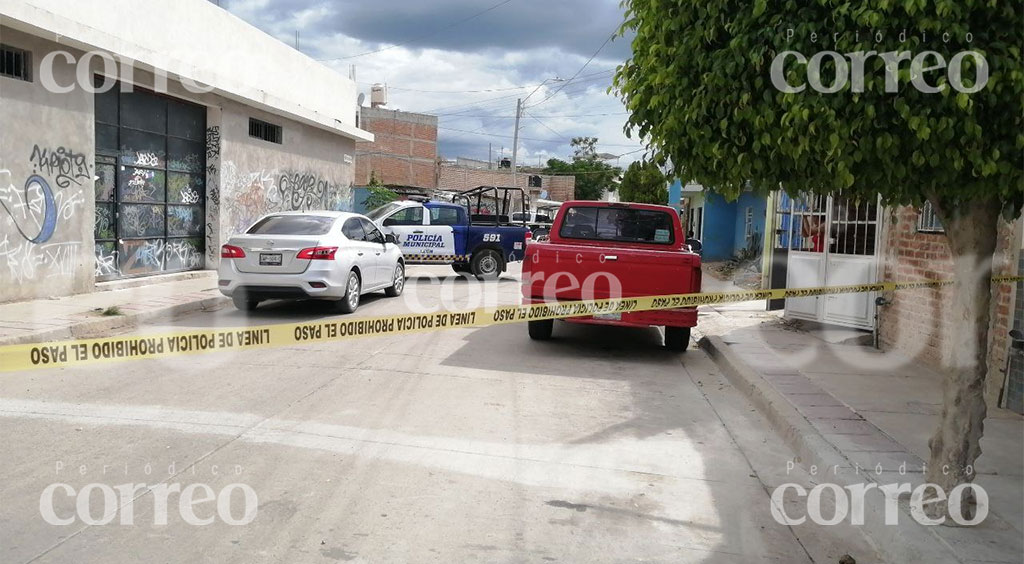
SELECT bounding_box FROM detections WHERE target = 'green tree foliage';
[619,160,668,204]
[614,1,1022,211]
[544,137,622,200]
[361,171,398,210]
[614,0,1022,516]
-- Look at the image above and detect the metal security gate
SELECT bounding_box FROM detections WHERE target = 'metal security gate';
[94,80,206,281]
[772,192,881,329]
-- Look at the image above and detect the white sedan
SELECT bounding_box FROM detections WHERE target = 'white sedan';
[218,211,405,313]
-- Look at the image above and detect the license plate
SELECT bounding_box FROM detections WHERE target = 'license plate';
[594,312,621,321]
[259,253,282,266]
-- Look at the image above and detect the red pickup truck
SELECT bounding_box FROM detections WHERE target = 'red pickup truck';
[521,201,702,351]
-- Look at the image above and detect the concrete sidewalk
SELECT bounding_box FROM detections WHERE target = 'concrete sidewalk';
[0,272,226,347]
[695,293,1024,563]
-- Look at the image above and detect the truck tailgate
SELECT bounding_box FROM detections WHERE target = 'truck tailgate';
[524,241,701,300]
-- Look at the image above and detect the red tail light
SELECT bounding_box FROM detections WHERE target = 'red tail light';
[297,246,338,260]
[221,244,246,258]
[525,230,533,240]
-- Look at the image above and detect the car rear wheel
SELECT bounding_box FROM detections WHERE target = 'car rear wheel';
[232,294,260,311]
[528,319,554,340]
[385,263,405,297]
[664,326,691,352]
[337,270,361,313]
[471,249,502,280]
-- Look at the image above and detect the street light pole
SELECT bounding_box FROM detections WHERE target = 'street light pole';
[511,98,522,189]
[510,77,562,198]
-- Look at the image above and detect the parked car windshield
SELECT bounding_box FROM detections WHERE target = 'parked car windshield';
[559,206,675,245]
[246,215,336,235]
[366,202,404,222]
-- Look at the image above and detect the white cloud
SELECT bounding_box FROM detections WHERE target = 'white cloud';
[221,0,645,167]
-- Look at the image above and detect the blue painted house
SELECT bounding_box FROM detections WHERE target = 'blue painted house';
[667,180,768,262]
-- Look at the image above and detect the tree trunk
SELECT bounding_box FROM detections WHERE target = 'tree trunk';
[924,196,1002,522]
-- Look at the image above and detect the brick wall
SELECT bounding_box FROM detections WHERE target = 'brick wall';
[437,166,576,202]
[1007,249,1024,412]
[355,108,437,189]
[879,206,1023,407]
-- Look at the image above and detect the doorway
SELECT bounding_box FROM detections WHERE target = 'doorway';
[772,192,881,330]
[94,80,206,281]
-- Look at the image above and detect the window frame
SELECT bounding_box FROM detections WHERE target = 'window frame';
[0,44,32,82]
[558,206,677,246]
[341,217,367,241]
[359,218,385,244]
[429,206,463,226]
[916,201,945,233]
[249,117,283,144]
[383,206,424,226]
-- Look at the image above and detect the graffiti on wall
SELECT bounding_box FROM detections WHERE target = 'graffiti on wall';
[95,243,119,278]
[204,126,222,264]
[278,172,332,211]
[0,235,80,284]
[29,145,91,189]
[118,238,203,277]
[219,161,351,241]
[0,146,88,286]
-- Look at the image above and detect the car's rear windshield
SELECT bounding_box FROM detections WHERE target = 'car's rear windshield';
[247,215,336,235]
[559,206,675,245]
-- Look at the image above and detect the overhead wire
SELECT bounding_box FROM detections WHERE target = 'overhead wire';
[359,69,614,94]
[526,27,618,108]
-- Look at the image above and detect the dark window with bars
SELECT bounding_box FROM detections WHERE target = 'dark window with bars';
[249,118,283,144]
[917,201,944,233]
[0,44,31,82]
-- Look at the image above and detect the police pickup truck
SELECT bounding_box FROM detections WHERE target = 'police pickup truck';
[368,188,530,279]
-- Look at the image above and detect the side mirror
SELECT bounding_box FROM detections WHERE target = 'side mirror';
[383,218,396,227]
[385,233,398,244]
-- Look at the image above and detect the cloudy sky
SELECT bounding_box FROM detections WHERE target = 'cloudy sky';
[220,0,642,166]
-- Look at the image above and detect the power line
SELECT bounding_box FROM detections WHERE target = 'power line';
[528,28,617,109]
[416,70,615,114]
[359,69,614,94]
[524,110,568,141]
[438,125,641,147]
[439,111,629,119]
[318,0,515,61]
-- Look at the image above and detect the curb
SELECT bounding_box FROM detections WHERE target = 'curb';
[698,335,965,563]
[0,295,228,348]
[699,334,849,472]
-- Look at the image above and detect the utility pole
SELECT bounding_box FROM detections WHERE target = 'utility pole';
[511,98,522,189]
[488,143,492,170]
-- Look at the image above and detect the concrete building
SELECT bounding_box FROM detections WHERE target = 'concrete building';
[670,181,768,262]
[437,163,575,204]
[354,106,438,191]
[0,0,371,303]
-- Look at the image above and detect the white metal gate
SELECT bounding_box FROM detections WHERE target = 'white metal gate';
[774,192,881,330]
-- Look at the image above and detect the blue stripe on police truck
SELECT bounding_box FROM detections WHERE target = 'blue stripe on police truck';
[374,200,529,270]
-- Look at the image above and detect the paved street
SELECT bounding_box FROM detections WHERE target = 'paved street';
[0,266,875,563]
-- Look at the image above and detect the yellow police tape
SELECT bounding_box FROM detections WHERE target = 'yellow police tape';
[1,276,1021,373]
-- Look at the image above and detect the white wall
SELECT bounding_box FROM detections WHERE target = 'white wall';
[0,0,371,142]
